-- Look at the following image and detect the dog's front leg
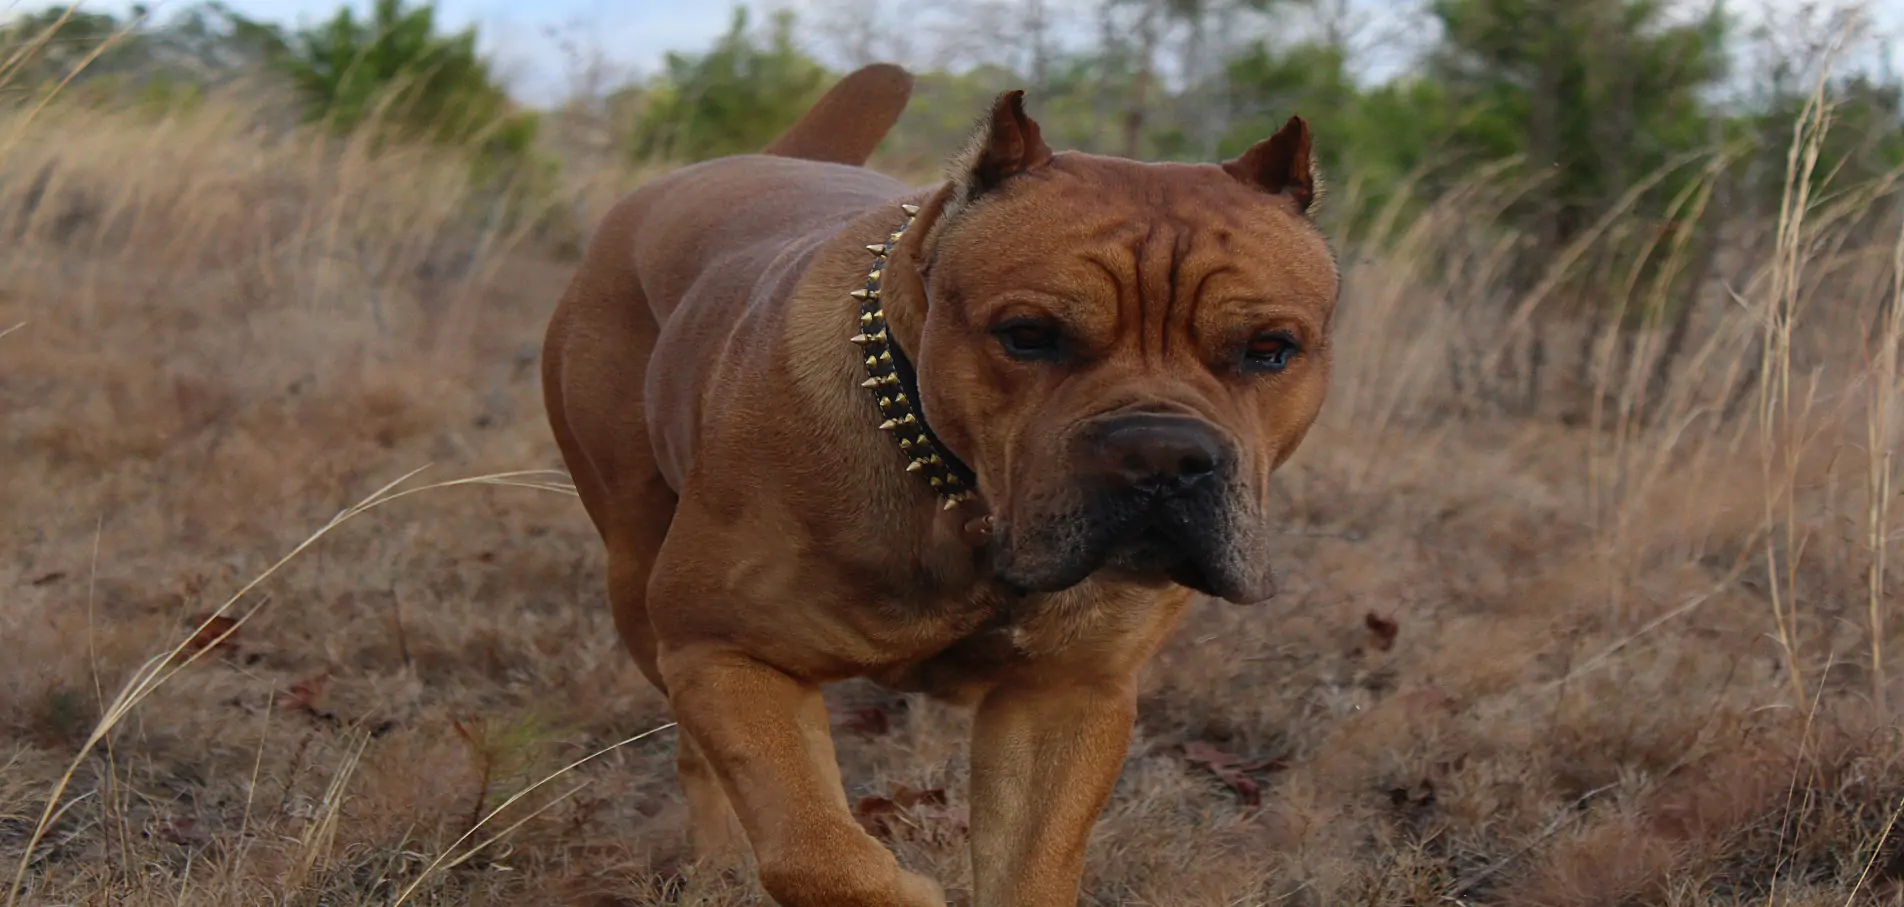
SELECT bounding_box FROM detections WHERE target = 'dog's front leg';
[968,675,1139,906]
[661,645,947,907]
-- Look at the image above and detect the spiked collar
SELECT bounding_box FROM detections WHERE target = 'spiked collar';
[851,203,981,510]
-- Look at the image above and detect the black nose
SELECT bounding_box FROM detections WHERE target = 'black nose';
[1087,413,1228,494]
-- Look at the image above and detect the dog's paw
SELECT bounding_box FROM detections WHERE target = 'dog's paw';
[757,842,946,907]
[891,866,948,907]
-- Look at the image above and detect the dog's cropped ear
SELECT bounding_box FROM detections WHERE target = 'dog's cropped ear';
[1222,115,1320,214]
[948,90,1053,204]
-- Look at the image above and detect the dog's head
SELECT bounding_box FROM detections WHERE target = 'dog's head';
[898,91,1338,605]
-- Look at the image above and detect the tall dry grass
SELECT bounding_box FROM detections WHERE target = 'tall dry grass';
[3,48,1904,907]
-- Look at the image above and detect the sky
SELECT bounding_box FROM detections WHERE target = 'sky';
[62,0,1904,107]
[203,0,784,101]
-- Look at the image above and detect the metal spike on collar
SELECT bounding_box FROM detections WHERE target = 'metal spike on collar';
[848,202,977,509]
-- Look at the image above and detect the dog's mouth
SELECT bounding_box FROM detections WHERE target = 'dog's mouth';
[1102,515,1222,598]
[993,485,1249,601]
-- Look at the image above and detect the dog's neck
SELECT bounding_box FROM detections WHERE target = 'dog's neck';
[850,204,981,511]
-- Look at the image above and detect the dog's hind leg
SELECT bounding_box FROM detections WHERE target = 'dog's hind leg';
[603,504,748,867]
[542,216,747,868]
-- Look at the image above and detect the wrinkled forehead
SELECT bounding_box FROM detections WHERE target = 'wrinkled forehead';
[929,156,1339,315]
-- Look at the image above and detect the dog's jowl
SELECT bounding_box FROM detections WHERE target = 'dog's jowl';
[541,62,1339,907]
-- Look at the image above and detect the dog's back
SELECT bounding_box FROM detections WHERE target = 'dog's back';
[543,65,920,529]
[572,63,918,324]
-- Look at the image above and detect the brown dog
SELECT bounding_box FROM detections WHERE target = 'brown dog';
[541,63,1338,906]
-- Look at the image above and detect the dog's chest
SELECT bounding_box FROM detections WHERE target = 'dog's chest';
[871,582,1155,700]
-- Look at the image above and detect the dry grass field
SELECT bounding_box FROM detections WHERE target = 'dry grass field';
[4,85,1904,907]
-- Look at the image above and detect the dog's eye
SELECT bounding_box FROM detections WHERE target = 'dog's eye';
[993,319,1063,360]
[1243,331,1301,372]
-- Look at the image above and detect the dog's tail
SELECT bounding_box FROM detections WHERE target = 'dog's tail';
[761,63,914,167]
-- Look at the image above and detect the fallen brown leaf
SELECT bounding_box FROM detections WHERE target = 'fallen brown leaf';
[1401,682,1456,713]
[1365,612,1400,652]
[1388,778,1437,810]
[181,615,240,657]
[158,816,208,847]
[852,786,963,843]
[1182,741,1284,807]
[852,795,901,839]
[277,671,332,717]
[839,705,891,737]
[891,785,947,809]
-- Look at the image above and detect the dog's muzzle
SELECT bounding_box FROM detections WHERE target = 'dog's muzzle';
[1087,412,1227,497]
[993,413,1267,602]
